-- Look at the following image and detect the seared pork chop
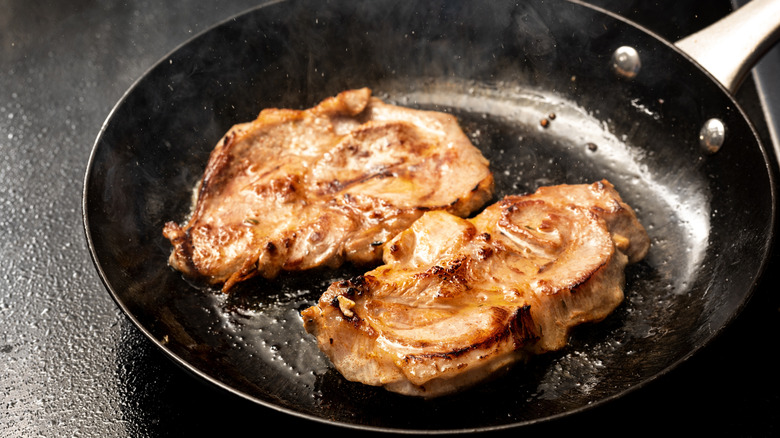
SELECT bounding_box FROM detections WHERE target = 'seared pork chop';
[163,88,494,292]
[301,180,650,397]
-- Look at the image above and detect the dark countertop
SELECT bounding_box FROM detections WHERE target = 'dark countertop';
[1,1,778,436]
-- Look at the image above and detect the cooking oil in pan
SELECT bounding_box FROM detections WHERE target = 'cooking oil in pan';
[173,80,714,406]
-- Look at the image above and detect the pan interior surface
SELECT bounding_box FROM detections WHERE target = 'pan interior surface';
[83,0,774,432]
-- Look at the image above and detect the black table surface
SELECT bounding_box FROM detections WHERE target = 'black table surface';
[2,1,778,436]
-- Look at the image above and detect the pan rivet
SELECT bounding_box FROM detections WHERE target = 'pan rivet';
[699,118,726,154]
[611,46,641,79]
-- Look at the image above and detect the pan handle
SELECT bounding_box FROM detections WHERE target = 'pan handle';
[675,0,780,94]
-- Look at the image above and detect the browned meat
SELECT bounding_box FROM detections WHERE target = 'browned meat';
[301,180,650,397]
[163,88,494,292]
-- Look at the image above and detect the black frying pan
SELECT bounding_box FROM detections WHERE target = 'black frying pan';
[82,0,778,433]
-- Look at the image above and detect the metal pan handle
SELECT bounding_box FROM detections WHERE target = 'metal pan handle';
[675,0,780,94]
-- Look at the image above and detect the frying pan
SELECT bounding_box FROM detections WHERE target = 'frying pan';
[82,0,779,433]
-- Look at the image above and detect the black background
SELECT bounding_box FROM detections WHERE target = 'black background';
[1,0,778,436]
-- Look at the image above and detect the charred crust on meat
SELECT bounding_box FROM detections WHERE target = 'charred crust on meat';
[405,344,482,361]
[349,274,369,288]
[415,256,469,285]
[375,169,396,179]
[318,179,343,194]
[221,131,236,148]
[463,224,478,241]
[332,275,374,300]
[510,305,540,346]
[477,246,494,260]
[162,222,199,275]
[265,241,277,255]
[429,265,446,277]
